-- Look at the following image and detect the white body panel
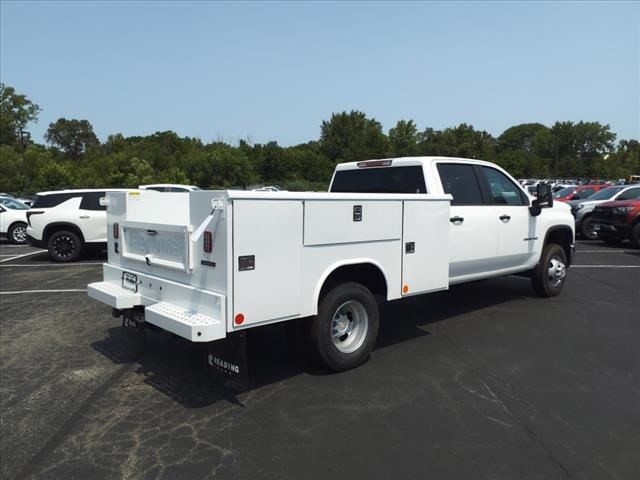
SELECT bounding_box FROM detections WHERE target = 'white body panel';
[0,207,28,236]
[447,205,498,278]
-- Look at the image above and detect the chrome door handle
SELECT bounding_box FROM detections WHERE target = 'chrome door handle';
[499,214,511,222]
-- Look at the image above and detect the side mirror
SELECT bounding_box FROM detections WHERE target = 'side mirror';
[530,183,553,217]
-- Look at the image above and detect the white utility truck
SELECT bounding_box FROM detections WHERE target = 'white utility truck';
[88,157,574,386]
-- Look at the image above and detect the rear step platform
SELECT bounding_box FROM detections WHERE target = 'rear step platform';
[145,302,224,342]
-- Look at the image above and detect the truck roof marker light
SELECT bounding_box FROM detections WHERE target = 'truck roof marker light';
[403,284,409,294]
[234,313,245,325]
[357,159,393,168]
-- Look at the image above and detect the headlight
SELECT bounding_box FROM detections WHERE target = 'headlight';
[614,206,634,214]
[574,204,584,211]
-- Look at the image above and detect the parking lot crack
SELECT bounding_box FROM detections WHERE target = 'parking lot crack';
[441,330,573,479]
[13,363,135,480]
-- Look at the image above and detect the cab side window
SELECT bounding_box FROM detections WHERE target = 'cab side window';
[618,187,640,200]
[437,164,484,206]
[79,192,107,211]
[573,188,595,200]
[480,167,528,206]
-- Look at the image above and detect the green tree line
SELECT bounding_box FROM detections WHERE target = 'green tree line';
[1,83,638,195]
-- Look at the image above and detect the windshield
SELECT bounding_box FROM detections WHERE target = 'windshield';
[588,187,624,201]
[553,187,576,198]
[0,197,30,210]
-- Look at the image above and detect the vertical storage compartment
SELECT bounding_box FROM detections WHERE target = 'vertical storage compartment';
[231,200,303,328]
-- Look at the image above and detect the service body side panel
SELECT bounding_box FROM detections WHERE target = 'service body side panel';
[402,200,450,295]
[303,201,402,246]
[232,200,303,329]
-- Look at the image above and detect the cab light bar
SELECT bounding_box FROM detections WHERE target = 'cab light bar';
[357,159,393,168]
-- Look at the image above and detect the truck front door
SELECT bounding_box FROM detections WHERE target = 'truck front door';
[478,166,536,269]
[436,163,498,279]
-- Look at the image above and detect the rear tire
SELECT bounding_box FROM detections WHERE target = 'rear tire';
[310,282,379,371]
[580,216,598,240]
[48,230,83,262]
[531,243,568,297]
[8,222,27,244]
[631,223,640,249]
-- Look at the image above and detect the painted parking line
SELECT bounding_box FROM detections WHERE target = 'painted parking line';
[572,265,640,268]
[576,250,636,253]
[0,262,103,268]
[0,251,44,263]
[0,289,88,295]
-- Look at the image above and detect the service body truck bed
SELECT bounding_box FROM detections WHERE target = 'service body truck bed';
[88,156,574,385]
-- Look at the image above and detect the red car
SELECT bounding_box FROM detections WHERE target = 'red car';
[591,199,640,248]
[552,185,608,202]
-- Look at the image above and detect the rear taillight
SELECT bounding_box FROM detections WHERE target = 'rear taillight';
[113,222,119,239]
[203,230,212,253]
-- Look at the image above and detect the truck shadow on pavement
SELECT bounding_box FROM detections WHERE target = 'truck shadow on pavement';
[91,276,536,408]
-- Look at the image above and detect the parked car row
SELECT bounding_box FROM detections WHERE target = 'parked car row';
[4,180,640,258]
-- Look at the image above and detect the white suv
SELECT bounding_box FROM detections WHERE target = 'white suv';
[27,189,131,261]
[0,196,30,244]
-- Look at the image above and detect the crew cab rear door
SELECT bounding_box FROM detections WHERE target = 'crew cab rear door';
[436,163,498,279]
[78,191,107,242]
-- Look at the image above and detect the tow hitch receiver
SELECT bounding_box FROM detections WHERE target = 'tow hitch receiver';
[114,308,145,329]
[207,332,249,392]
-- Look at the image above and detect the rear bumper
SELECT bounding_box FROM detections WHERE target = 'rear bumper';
[88,264,227,342]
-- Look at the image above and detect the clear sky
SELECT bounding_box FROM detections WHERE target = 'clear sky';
[1,1,638,146]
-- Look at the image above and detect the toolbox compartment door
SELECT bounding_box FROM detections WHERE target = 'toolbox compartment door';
[303,200,402,246]
[232,200,303,327]
[401,200,450,296]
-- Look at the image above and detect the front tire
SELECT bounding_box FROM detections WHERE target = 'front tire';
[8,222,27,244]
[48,230,83,262]
[531,243,568,297]
[310,282,379,371]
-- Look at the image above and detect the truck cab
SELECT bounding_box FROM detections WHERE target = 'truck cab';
[331,157,575,284]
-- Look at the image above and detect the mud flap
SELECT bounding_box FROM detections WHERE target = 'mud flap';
[207,332,249,392]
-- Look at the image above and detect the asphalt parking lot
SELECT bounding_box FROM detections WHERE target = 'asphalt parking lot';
[1,241,639,480]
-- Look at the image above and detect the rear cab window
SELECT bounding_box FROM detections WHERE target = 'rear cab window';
[436,163,484,206]
[331,165,427,194]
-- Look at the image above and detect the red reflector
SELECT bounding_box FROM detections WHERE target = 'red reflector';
[357,159,393,168]
[234,313,245,325]
[113,222,119,239]
[203,230,212,253]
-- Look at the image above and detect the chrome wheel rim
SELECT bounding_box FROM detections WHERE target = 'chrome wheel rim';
[547,255,566,288]
[12,225,27,243]
[53,235,76,258]
[331,300,368,354]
